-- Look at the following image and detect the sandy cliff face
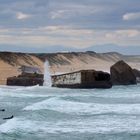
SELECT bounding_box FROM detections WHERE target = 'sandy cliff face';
[0,52,44,85]
[0,51,140,85]
[36,52,140,75]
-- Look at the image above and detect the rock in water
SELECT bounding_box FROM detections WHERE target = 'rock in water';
[3,115,14,120]
[133,69,140,77]
[110,60,136,85]
[133,69,140,83]
[0,109,5,112]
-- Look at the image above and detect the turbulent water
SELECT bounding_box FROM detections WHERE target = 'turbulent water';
[0,85,140,140]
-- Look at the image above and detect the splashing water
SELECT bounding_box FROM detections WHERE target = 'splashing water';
[43,61,52,86]
[0,85,140,139]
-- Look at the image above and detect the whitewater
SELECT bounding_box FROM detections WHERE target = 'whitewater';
[0,85,139,140]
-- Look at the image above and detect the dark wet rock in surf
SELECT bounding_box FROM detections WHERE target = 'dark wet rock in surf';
[110,60,136,85]
[3,115,14,120]
[0,109,5,112]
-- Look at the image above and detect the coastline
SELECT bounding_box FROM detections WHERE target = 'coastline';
[0,51,140,85]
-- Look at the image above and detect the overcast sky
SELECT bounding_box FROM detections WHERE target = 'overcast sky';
[0,0,140,54]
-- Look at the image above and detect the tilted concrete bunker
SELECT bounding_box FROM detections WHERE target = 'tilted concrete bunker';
[7,65,44,86]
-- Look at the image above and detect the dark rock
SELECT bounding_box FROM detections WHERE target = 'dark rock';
[110,60,136,85]
[3,115,14,120]
[133,69,140,83]
[0,109,5,112]
[133,69,140,77]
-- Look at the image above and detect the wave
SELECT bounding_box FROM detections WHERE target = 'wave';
[0,91,54,98]
[0,86,56,98]
[1,116,140,134]
[23,97,140,115]
[1,85,140,100]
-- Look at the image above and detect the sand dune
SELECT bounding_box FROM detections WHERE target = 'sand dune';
[38,52,140,74]
[0,52,43,85]
[0,51,140,85]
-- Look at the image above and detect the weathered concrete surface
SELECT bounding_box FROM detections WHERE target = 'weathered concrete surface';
[7,73,44,86]
[52,70,112,89]
[110,60,136,85]
[52,71,81,85]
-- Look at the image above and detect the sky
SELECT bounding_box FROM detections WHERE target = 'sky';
[0,0,140,54]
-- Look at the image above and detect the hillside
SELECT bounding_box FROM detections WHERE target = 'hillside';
[0,51,140,85]
[0,52,44,85]
[34,51,140,74]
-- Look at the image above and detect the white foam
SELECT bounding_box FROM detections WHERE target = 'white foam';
[0,118,35,133]
[0,116,140,134]
[0,85,55,98]
[0,92,54,98]
[23,97,140,115]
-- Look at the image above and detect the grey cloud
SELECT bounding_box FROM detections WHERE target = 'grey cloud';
[0,0,140,29]
[0,0,140,54]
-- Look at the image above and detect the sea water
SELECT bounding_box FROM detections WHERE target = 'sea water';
[0,85,140,140]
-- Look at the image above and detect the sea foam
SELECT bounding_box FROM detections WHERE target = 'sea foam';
[23,97,140,115]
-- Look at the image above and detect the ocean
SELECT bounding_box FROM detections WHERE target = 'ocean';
[0,85,140,140]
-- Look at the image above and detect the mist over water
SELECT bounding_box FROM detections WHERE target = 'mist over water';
[43,61,52,87]
[0,85,140,140]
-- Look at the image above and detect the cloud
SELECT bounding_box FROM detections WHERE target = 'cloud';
[50,10,66,19]
[39,25,69,31]
[0,0,140,29]
[106,30,140,38]
[50,4,104,20]
[16,12,31,20]
[0,27,139,49]
[0,26,95,48]
[105,29,140,46]
[123,12,140,21]
[0,0,140,54]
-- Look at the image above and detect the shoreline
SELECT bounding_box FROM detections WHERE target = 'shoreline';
[0,51,140,85]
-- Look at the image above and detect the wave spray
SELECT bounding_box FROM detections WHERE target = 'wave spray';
[43,60,52,86]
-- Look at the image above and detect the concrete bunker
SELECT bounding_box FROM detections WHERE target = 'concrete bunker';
[52,70,112,89]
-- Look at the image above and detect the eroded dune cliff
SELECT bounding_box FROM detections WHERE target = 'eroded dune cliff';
[0,52,43,85]
[35,51,140,74]
[0,51,140,85]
